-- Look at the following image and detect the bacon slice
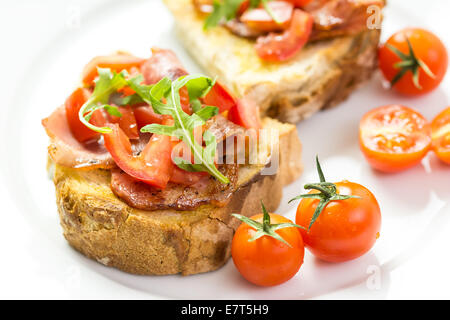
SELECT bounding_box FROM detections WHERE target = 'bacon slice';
[42,107,152,169]
[141,48,188,84]
[308,0,385,41]
[42,106,115,169]
[110,164,238,211]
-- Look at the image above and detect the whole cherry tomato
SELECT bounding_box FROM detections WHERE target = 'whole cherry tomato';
[379,28,448,96]
[231,203,304,286]
[431,107,450,165]
[291,157,381,262]
[359,105,432,172]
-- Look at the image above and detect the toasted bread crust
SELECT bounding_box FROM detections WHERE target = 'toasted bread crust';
[164,0,380,123]
[52,118,302,275]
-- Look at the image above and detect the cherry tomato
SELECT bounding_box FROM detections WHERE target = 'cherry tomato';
[228,97,261,130]
[255,9,313,62]
[232,210,304,286]
[241,1,294,32]
[431,107,450,165]
[379,28,448,96]
[82,54,145,85]
[64,87,104,142]
[201,82,237,113]
[296,181,381,262]
[359,105,432,172]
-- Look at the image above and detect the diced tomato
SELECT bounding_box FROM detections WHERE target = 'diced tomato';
[237,0,250,15]
[241,1,294,32]
[202,82,237,113]
[103,123,174,189]
[107,107,139,140]
[65,87,104,143]
[180,86,192,114]
[133,105,164,129]
[82,54,145,85]
[285,0,313,8]
[116,66,141,96]
[255,9,313,62]
[228,97,261,130]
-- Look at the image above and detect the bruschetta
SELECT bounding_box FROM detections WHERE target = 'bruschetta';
[42,48,303,275]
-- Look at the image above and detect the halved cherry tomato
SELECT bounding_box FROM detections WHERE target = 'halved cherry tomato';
[255,9,313,62]
[295,181,381,262]
[107,107,139,140]
[359,105,432,172]
[241,1,293,32]
[64,87,104,143]
[431,107,450,165]
[133,105,164,129]
[379,28,448,96]
[232,209,304,286]
[82,54,145,85]
[103,123,174,189]
[228,97,261,130]
[201,82,237,113]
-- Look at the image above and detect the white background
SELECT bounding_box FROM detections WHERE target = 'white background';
[0,0,449,299]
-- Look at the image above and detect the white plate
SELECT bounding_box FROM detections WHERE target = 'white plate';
[1,0,449,299]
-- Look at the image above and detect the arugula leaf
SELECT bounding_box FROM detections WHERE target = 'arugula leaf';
[78,68,129,133]
[203,0,279,29]
[140,75,229,184]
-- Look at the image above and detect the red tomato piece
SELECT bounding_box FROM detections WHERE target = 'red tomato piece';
[285,0,313,7]
[107,107,139,140]
[133,106,164,129]
[64,87,104,143]
[255,9,313,62]
[201,82,237,113]
[241,1,294,32]
[103,123,174,189]
[228,97,261,130]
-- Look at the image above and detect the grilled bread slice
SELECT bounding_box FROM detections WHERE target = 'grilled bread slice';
[51,117,302,275]
[163,0,381,123]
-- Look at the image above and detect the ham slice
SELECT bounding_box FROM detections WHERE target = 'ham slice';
[141,48,188,84]
[42,106,115,169]
[308,0,385,41]
[42,106,152,169]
